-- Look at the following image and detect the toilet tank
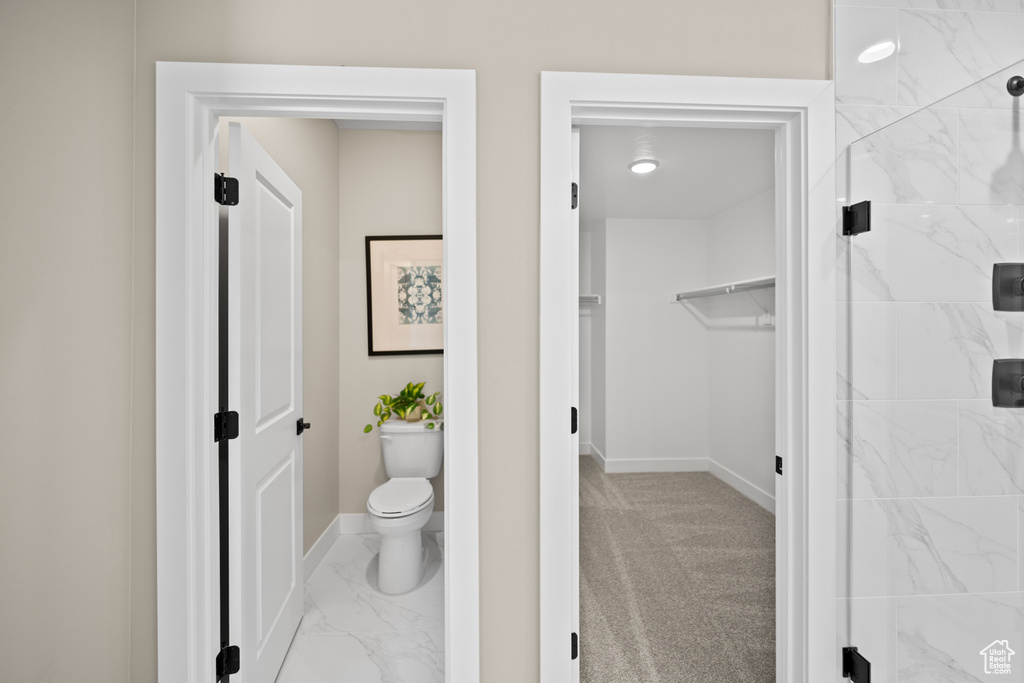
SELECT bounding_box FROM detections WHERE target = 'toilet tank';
[379,419,444,478]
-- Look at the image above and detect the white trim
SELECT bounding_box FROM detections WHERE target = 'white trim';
[539,71,835,683]
[589,445,606,471]
[156,62,479,683]
[600,457,709,474]
[707,460,776,514]
[578,442,592,456]
[304,516,342,581]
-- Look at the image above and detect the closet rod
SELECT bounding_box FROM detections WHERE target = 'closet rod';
[674,276,775,302]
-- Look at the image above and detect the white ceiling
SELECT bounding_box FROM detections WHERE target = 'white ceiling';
[578,125,775,224]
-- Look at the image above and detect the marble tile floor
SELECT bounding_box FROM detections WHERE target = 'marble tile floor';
[276,531,445,683]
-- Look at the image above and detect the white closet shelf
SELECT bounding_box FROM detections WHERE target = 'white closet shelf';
[674,276,774,302]
[673,276,775,329]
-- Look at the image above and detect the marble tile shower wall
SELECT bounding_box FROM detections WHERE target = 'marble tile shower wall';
[836,2,1024,681]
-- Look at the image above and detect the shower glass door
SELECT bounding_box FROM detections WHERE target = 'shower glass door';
[841,58,1024,683]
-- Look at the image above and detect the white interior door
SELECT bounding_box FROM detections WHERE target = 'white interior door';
[227,121,304,683]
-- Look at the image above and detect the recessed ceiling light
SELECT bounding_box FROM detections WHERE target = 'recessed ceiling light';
[629,159,659,174]
[858,41,896,64]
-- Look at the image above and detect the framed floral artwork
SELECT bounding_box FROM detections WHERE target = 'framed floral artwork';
[364,235,444,355]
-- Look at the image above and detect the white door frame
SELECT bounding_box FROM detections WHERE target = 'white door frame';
[539,71,836,682]
[156,62,479,683]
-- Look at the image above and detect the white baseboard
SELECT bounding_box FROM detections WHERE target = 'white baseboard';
[600,456,709,474]
[304,511,446,580]
[304,515,342,581]
[585,450,776,513]
[579,441,592,456]
[707,460,776,514]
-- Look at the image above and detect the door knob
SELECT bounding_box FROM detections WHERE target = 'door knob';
[296,418,311,435]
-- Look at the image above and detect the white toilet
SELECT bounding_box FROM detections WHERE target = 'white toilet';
[367,418,443,594]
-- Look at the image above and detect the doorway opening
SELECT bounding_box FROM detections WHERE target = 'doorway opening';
[539,72,836,682]
[575,123,778,680]
[156,63,478,683]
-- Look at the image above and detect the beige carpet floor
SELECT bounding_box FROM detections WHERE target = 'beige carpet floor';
[579,455,776,683]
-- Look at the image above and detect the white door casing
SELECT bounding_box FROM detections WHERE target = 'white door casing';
[569,127,580,682]
[156,63,479,683]
[227,122,303,683]
[539,72,836,683]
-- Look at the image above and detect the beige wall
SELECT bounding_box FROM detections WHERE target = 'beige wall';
[337,130,445,514]
[219,116,343,553]
[0,1,135,681]
[1,0,829,680]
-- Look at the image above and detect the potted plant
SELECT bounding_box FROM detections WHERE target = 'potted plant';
[363,381,443,432]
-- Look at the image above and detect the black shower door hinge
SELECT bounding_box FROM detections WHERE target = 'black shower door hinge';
[215,173,239,206]
[214,411,239,442]
[843,646,871,683]
[843,200,871,236]
[571,182,579,210]
[216,644,240,679]
[571,632,579,660]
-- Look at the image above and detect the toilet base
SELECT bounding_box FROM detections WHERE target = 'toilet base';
[377,529,425,594]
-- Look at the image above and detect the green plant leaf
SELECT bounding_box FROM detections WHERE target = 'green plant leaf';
[423,411,432,419]
[373,402,382,416]
[425,422,435,429]
[363,424,372,433]
[436,402,443,414]
[425,394,436,405]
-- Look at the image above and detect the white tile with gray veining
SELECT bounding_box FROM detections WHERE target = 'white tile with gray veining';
[837,0,1017,9]
[937,59,1024,109]
[959,107,1024,205]
[836,598,898,683]
[896,303,1024,399]
[897,593,1024,682]
[276,630,445,683]
[897,9,1024,107]
[838,303,899,399]
[836,7,900,105]
[849,204,1017,302]
[301,534,444,635]
[959,400,1024,494]
[837,400,959,499]
[849,108,958,204]
[838,496,1017,597]
[276,532,445,682]
[837,104,920,154]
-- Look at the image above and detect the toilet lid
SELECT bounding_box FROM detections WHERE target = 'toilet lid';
[367,478,434,518]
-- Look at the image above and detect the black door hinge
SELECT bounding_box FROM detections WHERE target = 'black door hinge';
[297,418,311,435]
[571,182,579,210]
[214,411,239,442]
[843,646,871,683]
[776,455,783,475]
[571,632,579,660]
[842,200,871,236]
[571,407,578,435]
[215,173,239,206]
[216,644,240,679]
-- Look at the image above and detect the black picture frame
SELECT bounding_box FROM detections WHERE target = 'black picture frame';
[365,235,444,356]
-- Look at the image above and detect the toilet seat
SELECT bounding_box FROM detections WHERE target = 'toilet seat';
[367,478,433,518]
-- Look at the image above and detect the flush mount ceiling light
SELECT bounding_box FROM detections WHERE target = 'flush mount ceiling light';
[857,41,896,64]
[629,159,659,174]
